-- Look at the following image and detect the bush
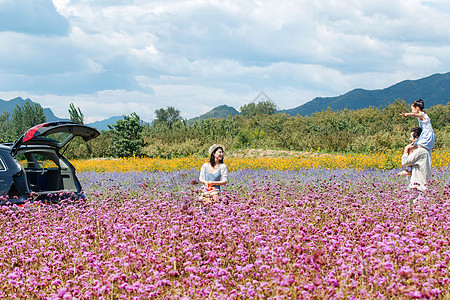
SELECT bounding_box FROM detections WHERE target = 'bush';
[70,101,450,158]
[142,139,204,158]
[349,135,376,153]
[236,127,266,148]
[109,113,145,157]
[435,126,450,149]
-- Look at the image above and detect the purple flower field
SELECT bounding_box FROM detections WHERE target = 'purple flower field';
[1,168,450,299]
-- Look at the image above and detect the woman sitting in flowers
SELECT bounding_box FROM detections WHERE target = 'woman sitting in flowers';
[198,144,228,202]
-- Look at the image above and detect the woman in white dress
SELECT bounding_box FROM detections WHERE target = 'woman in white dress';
[198,144,228,199]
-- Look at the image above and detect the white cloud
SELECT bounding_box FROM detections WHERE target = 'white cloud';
[1,0,450,122]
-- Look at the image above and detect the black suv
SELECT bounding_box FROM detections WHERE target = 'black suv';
[0,122,100,205]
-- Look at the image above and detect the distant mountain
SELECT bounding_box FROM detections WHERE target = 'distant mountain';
[280,72,450,116]
[86,116,124,131]
[3,72,450,129]
[0,97,130,131]
[0,97,29,113]
[187,105,240,125]
[43,107,70,122]
[0,97,69,122]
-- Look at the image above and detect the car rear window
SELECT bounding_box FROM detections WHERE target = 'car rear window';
[16,153,59,169]
[44,132,72,143]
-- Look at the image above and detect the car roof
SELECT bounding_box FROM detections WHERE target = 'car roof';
[0,144,11,151]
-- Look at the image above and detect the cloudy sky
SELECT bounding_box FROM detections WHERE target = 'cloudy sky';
[1,0,450,123]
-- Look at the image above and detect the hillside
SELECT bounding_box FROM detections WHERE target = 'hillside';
[2,72,450,126]
[0,97,117,130]
[187,105,239,125]
[87,116,125,131]
[0,97,69,122]
[280,72,450,116]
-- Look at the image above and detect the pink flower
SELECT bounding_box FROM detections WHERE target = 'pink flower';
[57,287,68,297]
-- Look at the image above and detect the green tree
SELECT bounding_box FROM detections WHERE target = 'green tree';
[260,113,291,148]
[153,106,182,129]
[240,100,277,117]
[427,102,450,130]
[68,102,84,124]
[240,102,257,117]
[11,102,46,138]
[108,113,145,157]
[0,111,12,142]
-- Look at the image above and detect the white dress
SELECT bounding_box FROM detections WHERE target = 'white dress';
[199,163,228,192]
[416,112,435,151]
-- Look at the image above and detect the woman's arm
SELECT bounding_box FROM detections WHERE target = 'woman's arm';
[207,179,227,186]
[199,164,207,185]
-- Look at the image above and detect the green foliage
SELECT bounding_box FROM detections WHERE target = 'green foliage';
[142,139,204,158]
[69,102,84,124]
[240,100,277,117]
[0,111,12,142]
[191,118,238,140]
[237,127,266,147]
[63,131,113,159]
[11,102,46,138]
[427,103,450,130]
[108,113,145,157]
[87,131,114,158]
[0,102,47,142]
[138,100,450,157]
[142,117,236,158]
[435,126,450,149]
[382,149,400,170]
[63,137,91,159]
[153,106,183,129]
[59,100,450,158]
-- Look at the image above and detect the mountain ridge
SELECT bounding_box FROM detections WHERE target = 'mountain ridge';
[0,97,116,130]
[187,105,239,125]
[2,72,450,128]
[279,72,450,116]
[0,97,69,122]
[189,72,450,120]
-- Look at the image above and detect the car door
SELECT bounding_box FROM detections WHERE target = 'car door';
[11,121,100,157]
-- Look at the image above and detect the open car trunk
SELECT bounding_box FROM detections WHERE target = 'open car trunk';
[16,147,82,199]
[1,122,99,205]
[11,122,100,157]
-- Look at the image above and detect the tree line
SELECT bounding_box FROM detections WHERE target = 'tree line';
[1,99,449,159]
[0,101,85,142]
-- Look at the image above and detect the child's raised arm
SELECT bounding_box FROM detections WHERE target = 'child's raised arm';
[400,112,425,120]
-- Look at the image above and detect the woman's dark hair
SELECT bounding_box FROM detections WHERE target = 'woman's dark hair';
[412,99,425,111]
[209,147,224,167]
[411,127,423,139]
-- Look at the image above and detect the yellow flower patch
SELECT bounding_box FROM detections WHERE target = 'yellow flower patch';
[72,149,450,172]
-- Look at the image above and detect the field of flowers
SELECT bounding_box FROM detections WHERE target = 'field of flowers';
[1,162,450,299]
[71,149,450,173]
